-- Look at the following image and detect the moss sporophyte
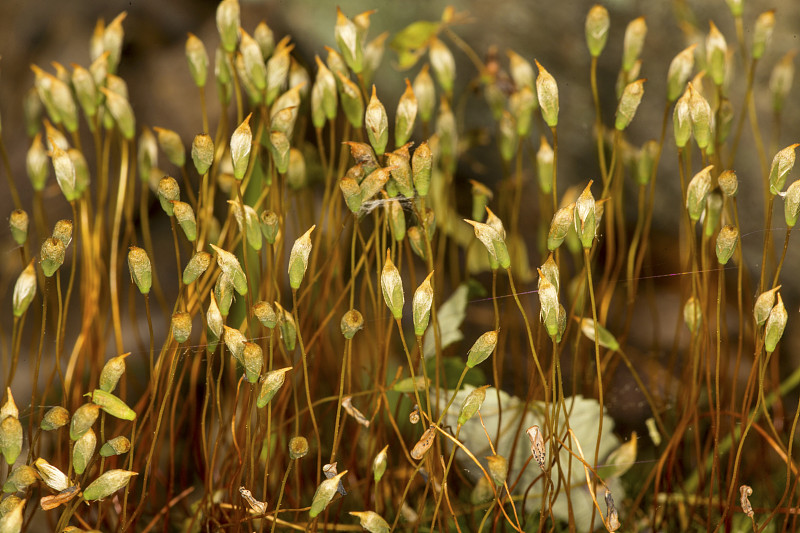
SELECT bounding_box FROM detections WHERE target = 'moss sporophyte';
[3,1,800,531]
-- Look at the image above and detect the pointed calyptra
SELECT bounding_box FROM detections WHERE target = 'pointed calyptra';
[335,7,363,73]
[210,244,248,295]
[12,261,37,317]
[429,37,455,94]
[216,0,240,53]
[365,85,389,155]
[686,165,713,222]
[764,293,788,353]
[615,79,645,130]
[231,113,253,180]
[413,64,436,123]
[288,225,315,289]
[381,250,404,319]
[574,182,596,249]
[666,45,696,103]
[254,20,275,57]
[466,330,499,368]
[395,79,417,147]
[535,60,559,128]
[768,144,799,195]
[83,470,137,501]
[465,219,510,269]
[185,32,209,88]
[622,17,647,72]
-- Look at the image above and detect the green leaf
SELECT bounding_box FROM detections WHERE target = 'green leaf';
[390,21,440,53]
[597,432,638,480]
[392,376,430,393]
[396,48,426,70]
[579,318,620,351]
